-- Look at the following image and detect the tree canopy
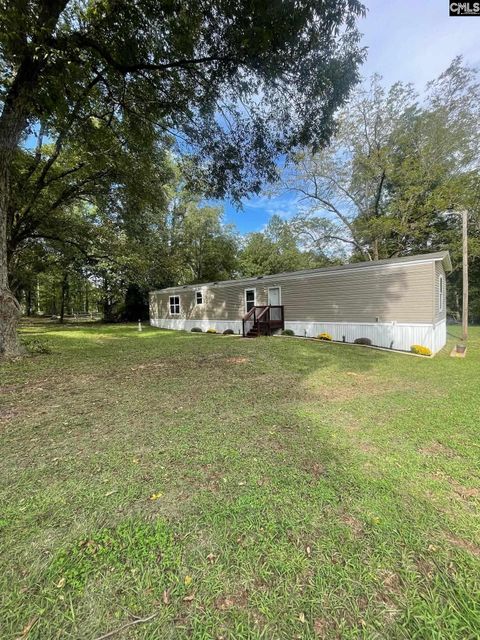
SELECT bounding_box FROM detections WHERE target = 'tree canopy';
[0,0,366,356]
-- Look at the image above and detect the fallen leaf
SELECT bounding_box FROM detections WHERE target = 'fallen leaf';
[183,594,195,602]
[184,575,192,586]
[150,493,163,500]
[104,490,116,497]
[306,546,311,557]
[15,617,38,639]
[55,577,66,589]
[206,553,216,564]
[162,589,170,605]
[299,612,306,623]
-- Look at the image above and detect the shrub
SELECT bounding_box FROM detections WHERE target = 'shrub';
[411,344,432,356]
[317,332,333,341]
[22,338,52,354]
[354,337,372,346]
[282,329,295,336]
[191,327,203,333]
[206,328,217,334]
[223,329,234,335]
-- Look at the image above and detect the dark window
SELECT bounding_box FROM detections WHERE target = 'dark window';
[196,291,203,305]
[169,295,180,314]
[245,289,255,312]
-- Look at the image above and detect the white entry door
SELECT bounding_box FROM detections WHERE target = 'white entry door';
[268,287,281,305]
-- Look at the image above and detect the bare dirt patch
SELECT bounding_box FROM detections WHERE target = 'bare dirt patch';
[340,513,364,536]
[419,442,459,458]
[226,356,249,364]
[356,442,379,454]
[446,535,480,558]
[215,590,249,610]
[303,374,408,403]
[304,461,326,480]
[0,407,19,424]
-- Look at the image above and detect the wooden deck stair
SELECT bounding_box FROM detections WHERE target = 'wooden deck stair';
[242,305,284,337]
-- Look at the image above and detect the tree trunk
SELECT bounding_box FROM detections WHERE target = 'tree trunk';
[0,0,68,358]
[60,273,69,324]
[37,278,41,314]
[0,164,22,357]
[26,288,33,316]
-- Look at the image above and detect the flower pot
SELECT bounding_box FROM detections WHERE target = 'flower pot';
[456,344,466,354]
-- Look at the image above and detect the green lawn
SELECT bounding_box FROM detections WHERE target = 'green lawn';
[1,322,479,639]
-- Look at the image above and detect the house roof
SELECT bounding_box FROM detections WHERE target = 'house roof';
[151,251,452,294]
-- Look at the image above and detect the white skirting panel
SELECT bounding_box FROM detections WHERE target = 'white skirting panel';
[150,318,243,334]
[284,320,446,354]
[150,317,447,354]
[432,320,447,354]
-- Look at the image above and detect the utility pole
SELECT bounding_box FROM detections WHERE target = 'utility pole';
[461,209,468,341]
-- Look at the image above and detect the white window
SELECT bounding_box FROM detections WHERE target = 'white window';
[169,295,180,315]
[245,288,255,312]
[196,291,203,305]
[439,275,444,312]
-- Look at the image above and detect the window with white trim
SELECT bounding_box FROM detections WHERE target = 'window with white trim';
[169,295,180,315]
[196,291,203,305]
[245,288,255,312]
[439,275,444,312]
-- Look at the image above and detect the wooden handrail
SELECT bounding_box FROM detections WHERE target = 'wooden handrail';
[242,305,284,337]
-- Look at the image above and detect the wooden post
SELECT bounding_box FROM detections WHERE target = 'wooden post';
[461,209,468,341]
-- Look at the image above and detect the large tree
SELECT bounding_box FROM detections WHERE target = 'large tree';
[238,214,330,276]
[281,58,480,318]
[0,0,365,356]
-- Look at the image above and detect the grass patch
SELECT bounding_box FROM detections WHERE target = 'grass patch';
[1,321,479,638]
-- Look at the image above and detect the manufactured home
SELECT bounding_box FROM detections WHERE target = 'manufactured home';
[149,251,452,354]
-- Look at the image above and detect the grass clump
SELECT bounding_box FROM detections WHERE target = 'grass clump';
[223,329,235,335]
[281,328,294,336]
[48,520,180,592]
[21,336,52,354]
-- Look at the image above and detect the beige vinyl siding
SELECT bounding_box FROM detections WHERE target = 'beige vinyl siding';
[150,284,268,322]
[150,261,436,325]
[434,261,447,323]
[279,262,434,324]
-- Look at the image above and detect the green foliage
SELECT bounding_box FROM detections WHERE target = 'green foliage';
[206,328,217,334]
[191,327,203,333]
[282,329,295,336]
[48,520,180,592]
[354,337,372,345]
[172,204,238,284]
[239,215,329,277]
[21,337,52,355]
[223,329,235,335]
[411,344,432,356]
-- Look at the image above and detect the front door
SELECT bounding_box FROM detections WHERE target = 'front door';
[268,287,280,306]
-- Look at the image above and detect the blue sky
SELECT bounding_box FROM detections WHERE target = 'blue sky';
[222,0,480,234]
